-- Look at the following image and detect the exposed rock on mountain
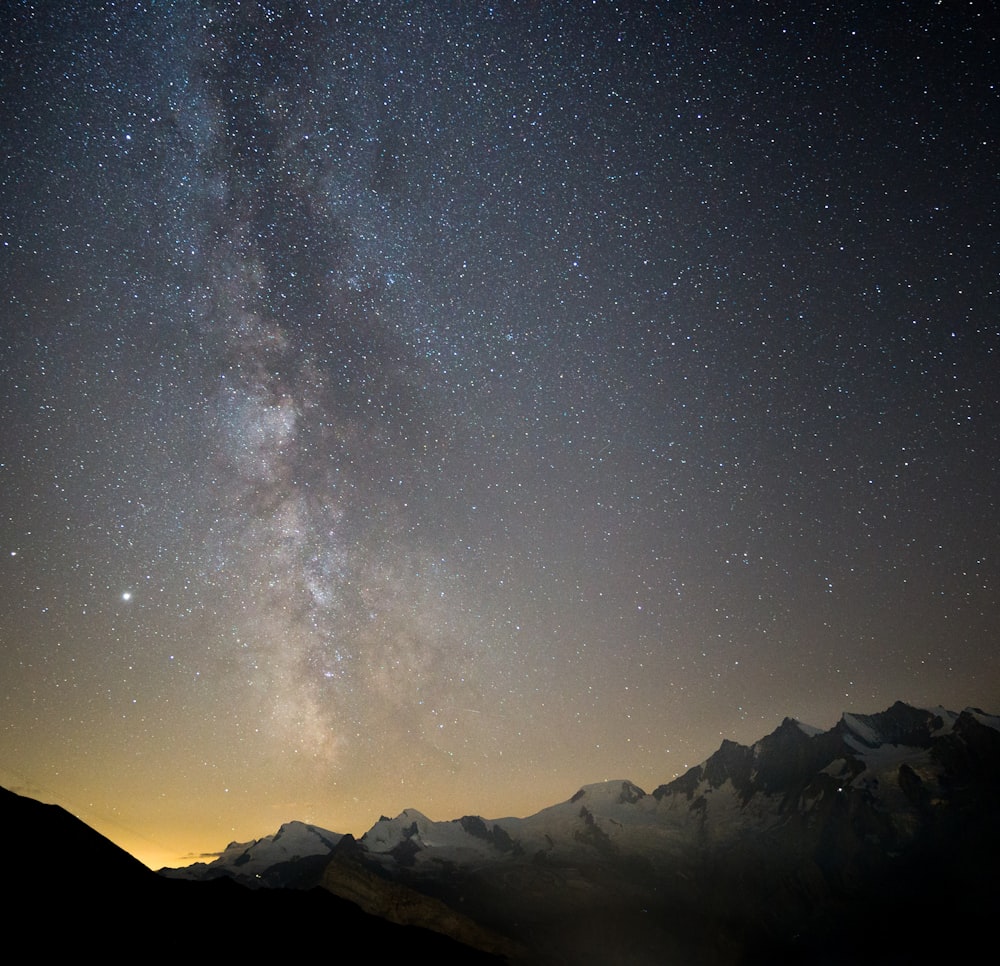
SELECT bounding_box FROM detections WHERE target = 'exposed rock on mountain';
[321,833,525,962]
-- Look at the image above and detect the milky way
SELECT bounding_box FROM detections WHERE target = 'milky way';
[2,1,998,867]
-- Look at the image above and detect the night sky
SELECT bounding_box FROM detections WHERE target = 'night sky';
[2,1,998,869]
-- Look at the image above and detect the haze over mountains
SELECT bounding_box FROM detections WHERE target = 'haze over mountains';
[10,700,993,963]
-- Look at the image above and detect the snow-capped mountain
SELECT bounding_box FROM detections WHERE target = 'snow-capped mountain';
[161,819,342,888]
[351,702,1000,876]
[162,701,1000,963]
[325,702,1000,963]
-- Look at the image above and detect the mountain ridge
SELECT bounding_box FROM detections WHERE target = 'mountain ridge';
[160,700,1000,875]
[160,699,1000,963]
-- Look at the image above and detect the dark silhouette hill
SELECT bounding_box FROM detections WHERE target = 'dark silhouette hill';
[0,785,503,961]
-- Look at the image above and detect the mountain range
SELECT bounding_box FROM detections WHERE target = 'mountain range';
[8,701,998,962]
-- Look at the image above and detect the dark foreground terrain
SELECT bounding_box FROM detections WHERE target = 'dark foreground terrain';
[0,785,501,961]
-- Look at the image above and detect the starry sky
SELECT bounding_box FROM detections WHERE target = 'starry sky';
[2,1,998,869]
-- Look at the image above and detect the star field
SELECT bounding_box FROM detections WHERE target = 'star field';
[2,1,998,868]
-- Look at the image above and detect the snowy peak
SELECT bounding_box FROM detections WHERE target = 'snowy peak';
[355,780,655,871]
[161,820,342,886]
[225,820,342,871]
[835,700,945,749]
[650,700,977,811]
[651,716,823,805]
[270,819,340,852]
[359,808,520,868]
[362,808,432,852]
[569,779,647,807]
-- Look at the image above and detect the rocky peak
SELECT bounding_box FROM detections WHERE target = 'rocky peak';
[836,700,943,749]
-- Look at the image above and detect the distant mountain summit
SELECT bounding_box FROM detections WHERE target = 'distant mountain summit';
[163,700,1000,963]
[651,700,997,813]
[161,819,342,888]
